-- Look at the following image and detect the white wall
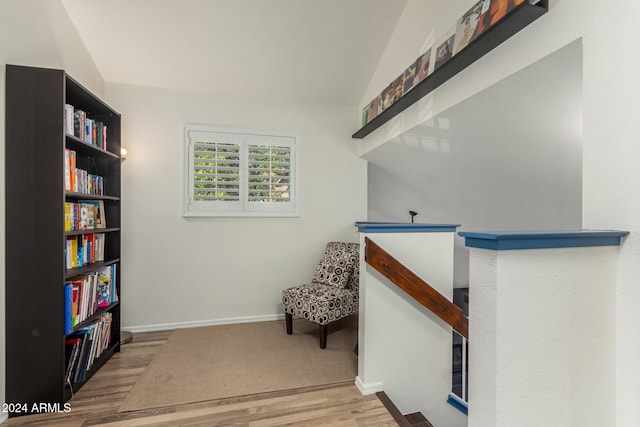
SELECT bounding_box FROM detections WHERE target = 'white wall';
[104,83,367,330]
[0,0,104,420]
[581,0,640,424]
[468,245,619,426]
[366,40,582,229]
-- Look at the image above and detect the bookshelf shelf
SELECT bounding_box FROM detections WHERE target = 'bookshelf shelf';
[66,135,120,160]
[65,192,120,201]
[64,344,118,401]
[65,258,121,279]
[71,302,120,333]
[5,65,122,416]
[65,227,121,236]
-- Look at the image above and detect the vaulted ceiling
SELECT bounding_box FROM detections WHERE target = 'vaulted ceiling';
[61,0,407,105]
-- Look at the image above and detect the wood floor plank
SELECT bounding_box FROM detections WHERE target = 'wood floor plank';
[4,330,398,427]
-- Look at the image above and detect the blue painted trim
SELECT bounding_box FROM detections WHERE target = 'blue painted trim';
[355,222,460,233]
[447,393,468,415]
[459,230,629,250]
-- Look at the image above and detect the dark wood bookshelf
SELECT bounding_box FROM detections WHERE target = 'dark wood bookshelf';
[5,64,122,416]
[352,0,548,139]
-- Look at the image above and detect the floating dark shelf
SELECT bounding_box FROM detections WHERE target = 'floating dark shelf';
[353,0,548,139]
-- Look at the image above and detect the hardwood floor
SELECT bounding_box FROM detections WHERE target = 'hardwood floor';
[4,330,398,426]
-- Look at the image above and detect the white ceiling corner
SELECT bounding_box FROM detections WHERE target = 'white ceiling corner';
[61,0,407,105]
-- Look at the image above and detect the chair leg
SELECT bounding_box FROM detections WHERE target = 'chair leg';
[285,313,293,335]
[319,324,328,349]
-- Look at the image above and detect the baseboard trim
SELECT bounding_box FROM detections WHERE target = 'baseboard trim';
[0,411,8,424]
[122,313,286,333]
[355,376,384,395]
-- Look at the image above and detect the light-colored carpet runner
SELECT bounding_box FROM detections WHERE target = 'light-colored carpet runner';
[119,317,357,412]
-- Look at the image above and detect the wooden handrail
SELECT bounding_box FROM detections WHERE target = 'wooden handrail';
[365,237,468,339]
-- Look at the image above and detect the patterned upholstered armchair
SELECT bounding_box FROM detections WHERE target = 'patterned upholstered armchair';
[282,242,360,349]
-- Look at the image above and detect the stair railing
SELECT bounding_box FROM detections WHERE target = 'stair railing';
[365,237,469,412]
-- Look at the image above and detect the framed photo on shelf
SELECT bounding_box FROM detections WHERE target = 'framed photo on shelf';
[433,27,456,72]
[362,103,371,127]
[80,200,106,229]
[380,74,403,112]
[413,47,433,87]
[453,1,484,55]
[403,60,418,94]
[479,0,525,33]
[368,96,381,122]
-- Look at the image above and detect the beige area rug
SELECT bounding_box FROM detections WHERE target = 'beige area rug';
[119,317,358,412]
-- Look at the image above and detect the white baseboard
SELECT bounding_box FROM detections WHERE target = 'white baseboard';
[122,313,285,333]
[0,411,7,424]
[355,376,384,395]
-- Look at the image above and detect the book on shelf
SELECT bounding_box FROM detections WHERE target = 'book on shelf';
[66,103,108,149]
[64,265,118,329]
[64,149,71,191]
[64,150,105,195]
[109,263,119,305]
[64,104,75,136]
[64,337,82,385]
[65,313,113,385]
[68,149,76,193]
[65,232,106,269]
[74,169,104,195]
[64,283,73,335]
[72,328,93,383]
[73,109,85,140]
[65,236,78,269]
[64,202,72,232]
[79,200,106,229]
[85,118,93,145]
[97,267,114,307]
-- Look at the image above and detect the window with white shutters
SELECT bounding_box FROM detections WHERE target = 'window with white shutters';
[184,125,298,217]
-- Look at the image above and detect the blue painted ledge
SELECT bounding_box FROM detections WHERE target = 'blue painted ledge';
[459,230,629,251]
[355,222,460,233]
[447,393,468,415]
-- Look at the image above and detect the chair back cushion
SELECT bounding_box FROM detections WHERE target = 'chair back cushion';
[312,242,359,288]
[346,250,360,291]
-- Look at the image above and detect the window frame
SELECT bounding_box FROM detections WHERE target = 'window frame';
[184,124,299,217]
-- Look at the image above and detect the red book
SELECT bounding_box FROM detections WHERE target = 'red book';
[71,284,80,327]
